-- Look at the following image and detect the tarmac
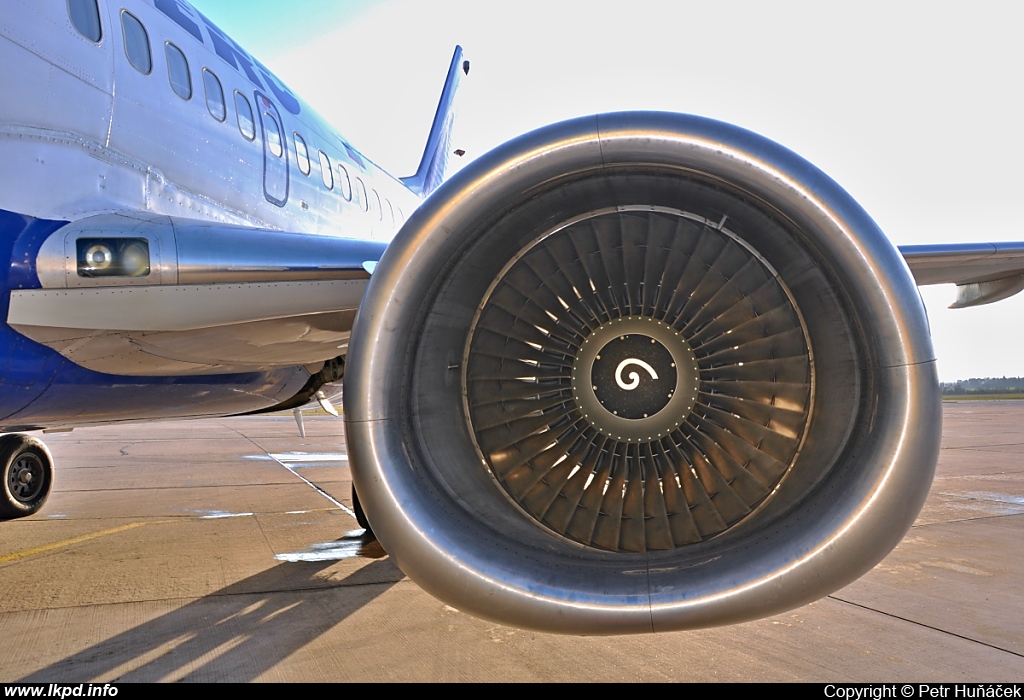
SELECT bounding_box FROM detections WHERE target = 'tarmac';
[1,401,1023,682]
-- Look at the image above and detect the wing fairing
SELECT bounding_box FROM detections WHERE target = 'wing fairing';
[8,212,386,375]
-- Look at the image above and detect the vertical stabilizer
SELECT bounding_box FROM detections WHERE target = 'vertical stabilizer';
[401,46,468,197]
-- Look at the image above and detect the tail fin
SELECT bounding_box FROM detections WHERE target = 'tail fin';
[401,46,469,198]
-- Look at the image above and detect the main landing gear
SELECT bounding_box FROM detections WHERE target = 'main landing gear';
[351,484,374,538]
[0,434,53,519]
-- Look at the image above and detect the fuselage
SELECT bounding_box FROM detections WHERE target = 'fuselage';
[0,0,419,430]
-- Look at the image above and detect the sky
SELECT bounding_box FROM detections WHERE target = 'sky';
[191,0,1024,381]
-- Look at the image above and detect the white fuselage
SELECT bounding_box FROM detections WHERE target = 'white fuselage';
[0,0,418,239]
[0,0,431,429]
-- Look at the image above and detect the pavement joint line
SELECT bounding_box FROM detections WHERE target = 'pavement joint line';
[273,459,356,518]
[0,578,411,615]
[50,483,330,493]
[911,511,1024,528]
[935,472,1024,479]
[223,422,357,519]
[828,595,1024,659]
[251,503,278,558]
[6,506,342,526]
[937,489,1024,499]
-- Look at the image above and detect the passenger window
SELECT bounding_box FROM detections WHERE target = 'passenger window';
[121,11,151,74]
[355,177,368,212]
[318,151,333,189]
[337,164,352,201]
[68,0,102,42]
[294,134,310,175]
[263,112,283,157]
[165,43,191,100]
[203,69,225,122]
[372,189,383,220]
[234,91,255,141]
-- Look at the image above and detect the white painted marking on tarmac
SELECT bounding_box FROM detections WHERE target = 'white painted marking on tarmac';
[963,491,1024,505]
[276,551,339,562]
[274,533,377,562]
[182,507,258,519]
[269,452,348,462]
[276,548,355,562]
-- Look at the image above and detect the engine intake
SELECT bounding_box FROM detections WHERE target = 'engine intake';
[344,112,941,634]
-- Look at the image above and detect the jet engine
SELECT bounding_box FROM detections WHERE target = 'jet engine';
[343,112,941,634]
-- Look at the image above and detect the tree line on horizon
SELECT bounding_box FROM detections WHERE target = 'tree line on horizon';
[941,377,1024,395]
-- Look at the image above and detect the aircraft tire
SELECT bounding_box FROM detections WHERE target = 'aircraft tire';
[0,434,53,519]
[351,484,373,535]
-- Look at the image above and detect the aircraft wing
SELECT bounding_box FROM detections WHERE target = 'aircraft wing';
[900,242,1024,308]
[16,212,1024,377]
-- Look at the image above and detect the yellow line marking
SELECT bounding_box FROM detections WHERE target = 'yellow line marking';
[0,507,341,565]
[0,519,172,564]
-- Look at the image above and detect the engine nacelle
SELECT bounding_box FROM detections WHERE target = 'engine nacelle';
[344,112,941,634]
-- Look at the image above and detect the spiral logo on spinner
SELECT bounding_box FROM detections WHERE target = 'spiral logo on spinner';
[614,358,659,391]
[591,335,676,419]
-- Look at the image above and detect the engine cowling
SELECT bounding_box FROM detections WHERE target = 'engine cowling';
[343,112,941,634]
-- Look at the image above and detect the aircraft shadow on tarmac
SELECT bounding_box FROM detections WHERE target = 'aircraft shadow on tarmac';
[20,536,403,682]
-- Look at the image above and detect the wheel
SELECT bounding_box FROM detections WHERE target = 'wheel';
[351,484,373,536]
[0,434,54,519]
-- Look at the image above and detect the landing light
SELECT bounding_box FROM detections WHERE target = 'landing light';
[84,244,112,270]
[76,238,150,278]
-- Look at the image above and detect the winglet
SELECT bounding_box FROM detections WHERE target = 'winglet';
[400,46,468,198]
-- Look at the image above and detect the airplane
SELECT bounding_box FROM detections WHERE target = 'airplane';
[3,0,1024,635]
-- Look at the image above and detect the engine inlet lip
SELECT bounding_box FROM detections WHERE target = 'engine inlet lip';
[344,111,939,634]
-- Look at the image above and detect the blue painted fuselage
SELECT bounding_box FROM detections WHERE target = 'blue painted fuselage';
[0,209,310,430]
